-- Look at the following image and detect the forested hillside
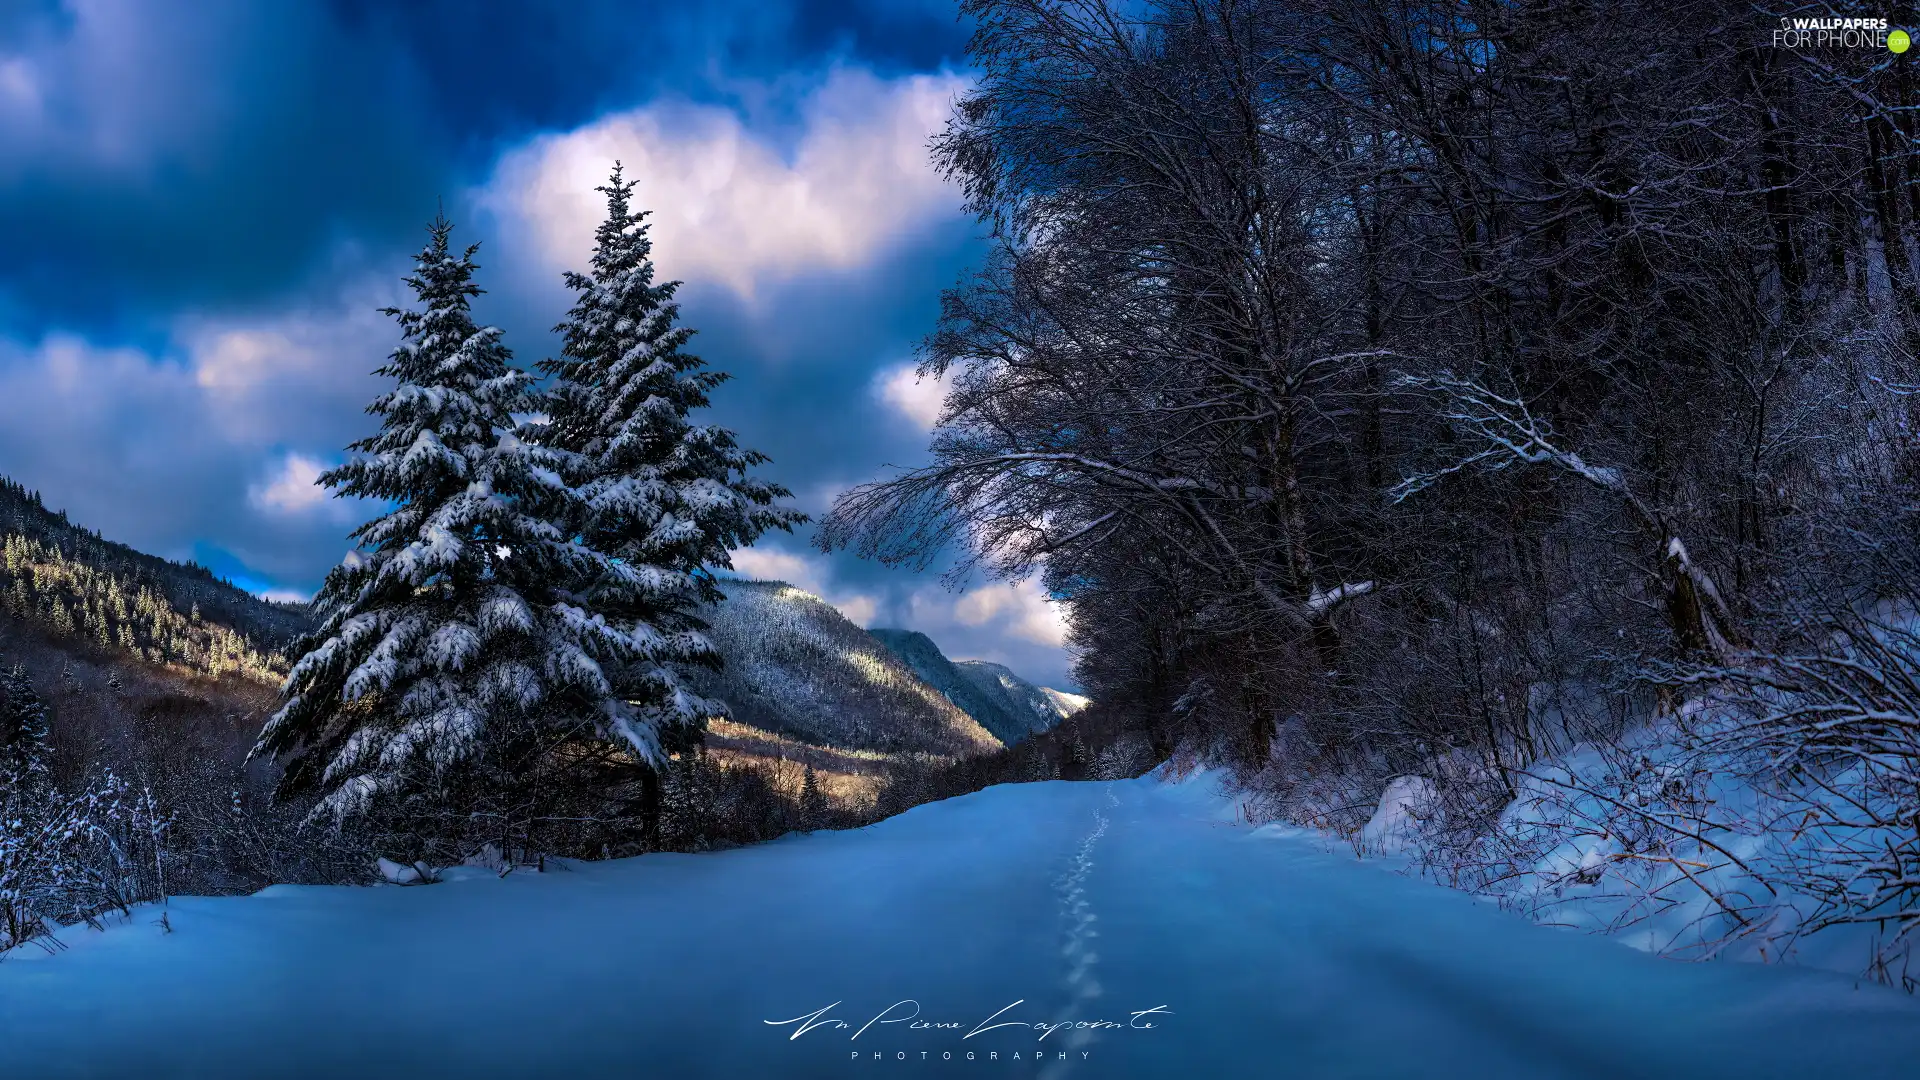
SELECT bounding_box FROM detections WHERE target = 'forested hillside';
[687,582,1002,758]
[953,659,1085,734]
[868,628,1086,742]
[0,472,309,796]
[0,477,306,684]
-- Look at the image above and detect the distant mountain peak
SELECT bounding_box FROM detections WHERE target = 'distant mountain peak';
[1040,686,1091,717]
[680,581,1001,759]
[868,629,1084,744]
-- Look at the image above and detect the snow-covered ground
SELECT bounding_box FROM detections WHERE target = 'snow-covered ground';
[3,773,1918,1079]
[1353,702,1920,982]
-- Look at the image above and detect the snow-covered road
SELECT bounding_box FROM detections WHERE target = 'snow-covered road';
[3,773,1918,1079]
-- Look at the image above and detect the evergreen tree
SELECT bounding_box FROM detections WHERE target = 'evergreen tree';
[533,164,805,761]
[798,762,826,830]
[256,216,642,819]
[1062,729,1090,780]
[658,752,709,850]
[0,662,51,948]
[0,664,48,775]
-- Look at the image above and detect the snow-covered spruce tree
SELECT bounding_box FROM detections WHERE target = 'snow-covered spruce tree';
[255,216,642,825]
[532,165,804,764]
[0,665,53,918]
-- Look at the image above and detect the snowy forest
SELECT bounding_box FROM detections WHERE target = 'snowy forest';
[817,0,1920,980]
[6,0,1920,1054]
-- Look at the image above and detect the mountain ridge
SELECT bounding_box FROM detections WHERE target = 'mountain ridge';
[0,474,1058,785]
[952,657,1087,736]
[865,628,1033,745]
[0,476,312,656]
[867,628,1087,743]
[684,579,1002,760]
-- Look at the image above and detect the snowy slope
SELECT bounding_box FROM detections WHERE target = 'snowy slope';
[2,772,1918,1079]
[1358,707,1920,982]
[1041,685,1091,717]
[868,628,1033,744]
[954,659,1083,736]
[684,580,1001,758]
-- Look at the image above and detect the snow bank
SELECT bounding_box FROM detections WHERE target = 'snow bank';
[1359,775,1436,856]
[1353,705,1918,987]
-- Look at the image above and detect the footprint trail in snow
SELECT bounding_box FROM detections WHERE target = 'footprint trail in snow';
[1041,783,1119,1079]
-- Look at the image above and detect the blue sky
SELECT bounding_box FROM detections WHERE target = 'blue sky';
[0,0,1077,688]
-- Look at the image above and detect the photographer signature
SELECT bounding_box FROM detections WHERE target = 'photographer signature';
[765,1000,1172,1043]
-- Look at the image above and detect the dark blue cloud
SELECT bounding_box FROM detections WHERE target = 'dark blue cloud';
[782,0,970,72]
[327,0,966,139]
[0,3,426,334]
[0,0,969,337]
[0,0,1076,688]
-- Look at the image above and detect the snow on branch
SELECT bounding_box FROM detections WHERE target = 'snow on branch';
[1392,370,1745,659]
[1305,580,1375,620]
[1388,371,1627,505]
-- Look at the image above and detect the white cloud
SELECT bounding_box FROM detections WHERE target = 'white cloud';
[832,593,879,626]
[727,546,879,626]
[946,580,1071,648]
[480,67,969,300]
[0,334,228,561]
[192,327,298,393]
[0,57,39,116]
[873,361,951,430]
[249,452,335,517]
[0,291,393,588]
[176,295,394,445]
[256,587,312,605]
[798,480,851,518]
[727,546,822,589]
